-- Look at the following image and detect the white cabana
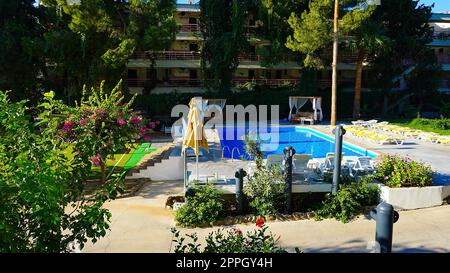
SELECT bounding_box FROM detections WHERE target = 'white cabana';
[288,96,323,123]
[205,98,227,110]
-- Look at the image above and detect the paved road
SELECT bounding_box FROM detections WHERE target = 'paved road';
[83,180,450,253]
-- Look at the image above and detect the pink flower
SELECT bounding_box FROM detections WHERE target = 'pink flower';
[95,108,105,117]
[131,116,140,125]
[156,120,160,125]
[149,122,156,129]
[80,118,87,125]
[139,126,148,135]
[117,119,126,126]
[62,120,75,133]
[89,115,96,121]
[143,135,151,142]
[91,154,101,166]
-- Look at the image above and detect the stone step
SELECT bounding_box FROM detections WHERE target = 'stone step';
[126,143,176,177]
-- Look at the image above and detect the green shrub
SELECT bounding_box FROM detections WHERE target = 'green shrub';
[171,224,286,253]
[175,184,224,227]
[244,166,285,216]
[409,118,450,130]
[440,102,450,118]
[315,178,379,223]
[373,155,433,188]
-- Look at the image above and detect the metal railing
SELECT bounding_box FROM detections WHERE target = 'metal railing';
[437,55,450,64]
[130,51,200,60]
[127,78,301,88]
[180,24,200,33]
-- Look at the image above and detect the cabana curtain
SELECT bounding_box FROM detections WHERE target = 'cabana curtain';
[288,96,323,122]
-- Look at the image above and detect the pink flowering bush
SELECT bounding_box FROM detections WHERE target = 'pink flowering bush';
[56,80,151,183]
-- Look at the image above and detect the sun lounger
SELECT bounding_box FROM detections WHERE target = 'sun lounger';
[266,154,284,168]
[435,136,450,144]
[351,156,375,175]
[293,154,311,174]
[367,134,404,145]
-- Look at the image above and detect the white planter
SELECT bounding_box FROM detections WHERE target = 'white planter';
[379,184,450,210]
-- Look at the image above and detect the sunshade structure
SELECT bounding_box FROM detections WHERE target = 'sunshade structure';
[182,97,209,187]
[288,96,323,123]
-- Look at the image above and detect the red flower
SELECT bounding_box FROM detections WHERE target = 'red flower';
[256,217,264,228]
[234,228,242,235]
[139,126,148,135]
[143,135,151,142]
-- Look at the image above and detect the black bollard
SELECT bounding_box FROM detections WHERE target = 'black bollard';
[332,125,346,193]
[235,168,247,215]
[283,146,296,214]
[370,202,400,253]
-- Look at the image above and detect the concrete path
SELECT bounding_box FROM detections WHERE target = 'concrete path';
[83,180,450,253]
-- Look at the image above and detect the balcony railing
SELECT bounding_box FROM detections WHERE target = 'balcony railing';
[316,79,355,89]
[238,53,260,61]
[439,80,449,89]
[180,24,200,33]
[232,78,300,87]
[127,78,300,88]
[437,55,450,64]
[130,51,200,60]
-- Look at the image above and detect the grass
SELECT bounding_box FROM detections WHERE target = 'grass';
[389,118,450,136]
[64,143,158,179]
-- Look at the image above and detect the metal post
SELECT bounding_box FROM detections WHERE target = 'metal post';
[283,146,296,214]
[234,168,247,215]
[370,202,400,253]
[332,125,345,193]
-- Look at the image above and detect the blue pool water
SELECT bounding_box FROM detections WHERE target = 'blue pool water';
[218,126,377,159]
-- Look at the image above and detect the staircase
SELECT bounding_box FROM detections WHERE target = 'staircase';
[127,143,184,181]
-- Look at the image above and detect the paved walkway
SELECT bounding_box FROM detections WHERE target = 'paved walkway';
[83,180,450,253]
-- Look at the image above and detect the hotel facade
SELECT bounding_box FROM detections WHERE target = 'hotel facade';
[126,3,450,95]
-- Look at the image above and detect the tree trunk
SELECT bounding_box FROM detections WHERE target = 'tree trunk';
[353,50,364,119]
[330,0,339,126]
[100,161,106,184]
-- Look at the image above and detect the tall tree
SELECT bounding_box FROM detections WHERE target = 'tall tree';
[0,0,44,103]
[286,0,382,121]
[40,0,177,100]
[369,0,437,113]
[340,4,388,118]
[200,0,248,93]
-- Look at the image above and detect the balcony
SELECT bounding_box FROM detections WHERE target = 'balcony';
[238,53,260,61]
[316,79,355,89]
[437,55,450,64]
[131,51,200,60]
[232,78,300,87]
[180,24,200,33]
[127,78,300,88]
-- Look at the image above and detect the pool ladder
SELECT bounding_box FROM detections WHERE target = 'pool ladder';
[221,145,242,162]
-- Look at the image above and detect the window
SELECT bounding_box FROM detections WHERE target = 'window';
[128,69,137,79]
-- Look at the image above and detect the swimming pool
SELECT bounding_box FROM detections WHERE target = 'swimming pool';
[218,126,377,159]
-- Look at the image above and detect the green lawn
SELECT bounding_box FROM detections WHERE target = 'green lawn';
[65,143,157,179]
[389,118,450,136]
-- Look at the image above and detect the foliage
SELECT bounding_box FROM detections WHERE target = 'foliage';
[39,0,177,99]
[315,178,379,223]
[244,166,285,216]
[53,80,149,183]
[0,89,135,252]
[392,118,450,136]
[372,155,433,188]
[171,224,286,253]
[175,184,224,227]
[242,131,264,170]
[441,102,450,118]
[200,0,248,93]
[0,0,44,102]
